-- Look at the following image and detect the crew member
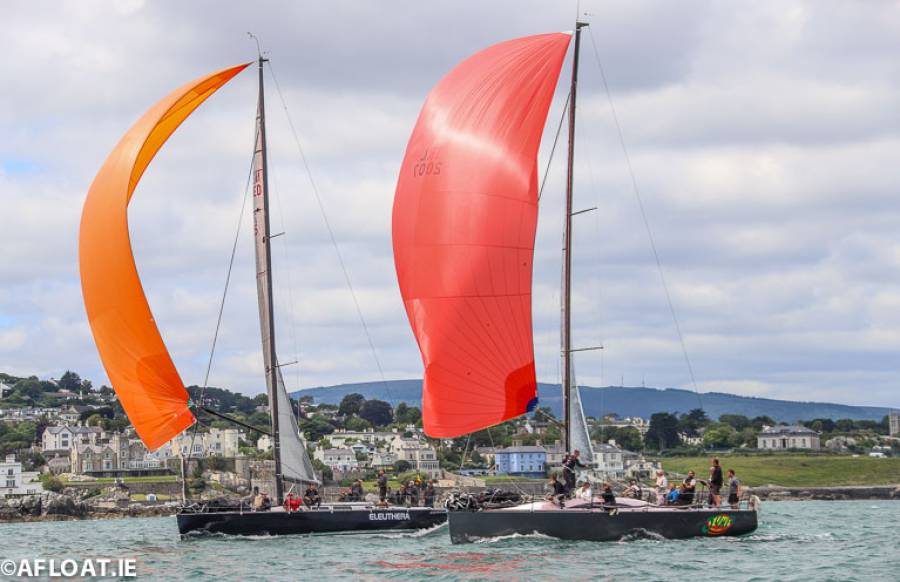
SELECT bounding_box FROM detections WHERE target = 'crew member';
[547,475,567,508]
[708,458,724,507]
[303,483,322,509]
[680,471,697,505]
[562,450,587,494]
[377,469,388,502]
[423,480,436,508]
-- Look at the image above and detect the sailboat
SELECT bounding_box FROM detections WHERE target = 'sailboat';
[80,54,446,537]
[392,25,759,542]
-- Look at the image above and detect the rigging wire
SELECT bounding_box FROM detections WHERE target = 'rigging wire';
[266,147,304,394]
[586,28,703,410]
[538,90,571,201]
[264,60,396,406]
[185,129,258,475]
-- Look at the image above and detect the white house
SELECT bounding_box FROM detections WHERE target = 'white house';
[757,425,820,450]
[0,455,44,497]
[390,436,440,477]
[160,428,243,459]
[594,443,625,480]
[313,448,359,473]
[42,425,105,452]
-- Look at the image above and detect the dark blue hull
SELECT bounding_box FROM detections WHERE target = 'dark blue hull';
[448,508,758,543]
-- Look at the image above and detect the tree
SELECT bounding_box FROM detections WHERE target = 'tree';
[395,460,412,473]
[345,416,372,432]
[718,414,750,431]
[57,371,83,392]
[338,393,366,417]
[40,473,64,493]
[395,402,422,425]
[702,423,738,448]
[85,414,104,427]
[299,417,336,442]
[644,413,680,451]
[592,425,643,452]
[750,416,776,430]
[678,408,710,437]
[359,399,393,427]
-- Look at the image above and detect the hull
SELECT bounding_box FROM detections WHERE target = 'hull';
[448,508,758,543]
[178,506,447,537]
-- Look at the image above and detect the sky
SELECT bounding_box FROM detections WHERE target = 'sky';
[1,0,898,408]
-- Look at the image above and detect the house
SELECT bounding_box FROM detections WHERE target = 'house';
[257,434,272,452]
[162,427,243,458]
[494,445,546,478]
[313,448,359,473]
[71,444,118,473]
[757,425,820,450]
[369,451,397,470]
[390,436,440,477]
[42,425,104,453]
[0,382,12,397]
[542,441,566,467]
[474,447,498,467]
[328,428,401,449]
[625,456,661,480]
[522,418,549,435]
[594,443,625,480]
[890,411,900,437]
[46,456,71,475]
[70,433,160,474]
[678,432,704,446]
[0,455,44,497]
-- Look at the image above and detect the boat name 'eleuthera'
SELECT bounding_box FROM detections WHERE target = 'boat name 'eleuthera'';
[369,512,412,521]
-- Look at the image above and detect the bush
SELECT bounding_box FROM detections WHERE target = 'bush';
[40,474,64,493]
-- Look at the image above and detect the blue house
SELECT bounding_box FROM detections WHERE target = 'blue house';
[494,445,546,478]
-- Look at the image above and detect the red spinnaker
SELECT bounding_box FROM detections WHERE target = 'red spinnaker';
[392,33,571,437]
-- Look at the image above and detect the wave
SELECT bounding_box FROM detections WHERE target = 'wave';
[617,529,669,543]
[368,521,449,539]
[473,531,559,544]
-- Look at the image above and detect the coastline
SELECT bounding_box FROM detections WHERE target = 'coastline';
[1,484,898,525]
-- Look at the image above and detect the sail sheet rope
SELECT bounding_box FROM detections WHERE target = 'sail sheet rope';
[586,28,703,411]
[265,60,396,407]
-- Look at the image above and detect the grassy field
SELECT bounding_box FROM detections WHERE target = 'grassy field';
[660,455,900,487]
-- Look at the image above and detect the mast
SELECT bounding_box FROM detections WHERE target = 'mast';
[561,22,587,453]
[252,55,284,505]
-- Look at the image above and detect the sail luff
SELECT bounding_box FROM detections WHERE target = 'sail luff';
[561,23,586,453]
[251,57,286,504]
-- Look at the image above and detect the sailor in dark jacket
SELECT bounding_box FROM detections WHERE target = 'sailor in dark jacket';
[423,480,436,507]
[377,470,388,502]
[562,450,587,494]
[547,475,567,508]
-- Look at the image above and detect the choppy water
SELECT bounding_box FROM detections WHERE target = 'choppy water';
[0,501,897,581]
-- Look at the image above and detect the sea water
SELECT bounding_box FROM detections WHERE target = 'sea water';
[0,501,897,581]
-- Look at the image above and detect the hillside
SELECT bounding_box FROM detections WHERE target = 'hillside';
[292,380,894,422]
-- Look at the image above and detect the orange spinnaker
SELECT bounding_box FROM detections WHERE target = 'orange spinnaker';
[79,64,250,451]
[392,34,571,438]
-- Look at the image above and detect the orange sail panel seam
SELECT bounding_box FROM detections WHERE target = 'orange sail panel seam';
[392,33,571,438]
[79,63,250,451]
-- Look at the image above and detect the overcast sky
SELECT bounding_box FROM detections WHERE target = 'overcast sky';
[1,1,898,408]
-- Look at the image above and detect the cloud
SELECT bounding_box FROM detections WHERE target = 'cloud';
[1,0,899,410]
